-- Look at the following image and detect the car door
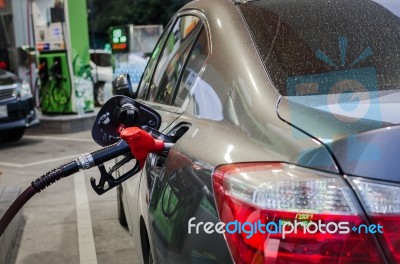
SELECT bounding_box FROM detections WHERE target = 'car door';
[122,11,205,245]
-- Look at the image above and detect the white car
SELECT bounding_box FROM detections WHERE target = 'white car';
[89,49,113,105]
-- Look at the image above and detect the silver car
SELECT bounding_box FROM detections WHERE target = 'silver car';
[117,0,400,263]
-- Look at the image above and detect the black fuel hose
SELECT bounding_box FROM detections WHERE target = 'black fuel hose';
[0,139,130,236]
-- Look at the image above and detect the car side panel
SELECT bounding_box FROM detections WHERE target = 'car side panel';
[138,107,336,263]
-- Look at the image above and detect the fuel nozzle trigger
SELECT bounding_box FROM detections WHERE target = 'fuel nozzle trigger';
[90,127,173,195]
[90,153,140,195]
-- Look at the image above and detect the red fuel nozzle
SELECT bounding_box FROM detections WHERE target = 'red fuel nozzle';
[120,127,165,168]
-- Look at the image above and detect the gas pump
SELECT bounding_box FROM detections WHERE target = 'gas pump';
[32,0,94,114]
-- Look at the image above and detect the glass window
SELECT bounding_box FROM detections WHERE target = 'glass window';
[172,27,209,107]
[147,16,203,105]
[239,0,400,96]
[136,24,171,100]
[90,52,111,67]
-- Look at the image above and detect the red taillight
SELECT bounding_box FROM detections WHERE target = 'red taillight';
[373,215,400,263]
[351,179,400,263]
[213,163,386,264]
[0,61,7,69]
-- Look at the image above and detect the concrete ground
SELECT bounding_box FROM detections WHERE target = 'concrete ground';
[0,130,139,264]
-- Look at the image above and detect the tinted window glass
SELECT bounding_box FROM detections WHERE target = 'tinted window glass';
[239,0,400,96]
[90,52,111,67]
[136,25,170,100]
[172,27,209,107]
[0,76,15,85]
[148,16,202,105]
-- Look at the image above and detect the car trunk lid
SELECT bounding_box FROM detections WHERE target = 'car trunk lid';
[277,90,400,182]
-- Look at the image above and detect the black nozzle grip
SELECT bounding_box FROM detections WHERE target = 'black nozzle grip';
[90,139,139,195]
[31,161,79,192]
[91,139,131,165]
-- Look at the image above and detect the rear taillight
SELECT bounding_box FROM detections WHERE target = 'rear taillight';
[212,163,385,264]
[0,61,7,69]
[351,178,400,263]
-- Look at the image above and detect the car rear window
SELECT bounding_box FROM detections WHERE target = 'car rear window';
[239,0,400,96]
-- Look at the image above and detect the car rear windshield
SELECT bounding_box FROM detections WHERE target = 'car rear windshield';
[239,0,400,96]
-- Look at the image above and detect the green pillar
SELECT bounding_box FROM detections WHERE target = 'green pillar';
[65,0,94,113]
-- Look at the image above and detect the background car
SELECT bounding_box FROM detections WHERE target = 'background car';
[0,69,39,142]
[90,49,113,106]
[116,0,400,263]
